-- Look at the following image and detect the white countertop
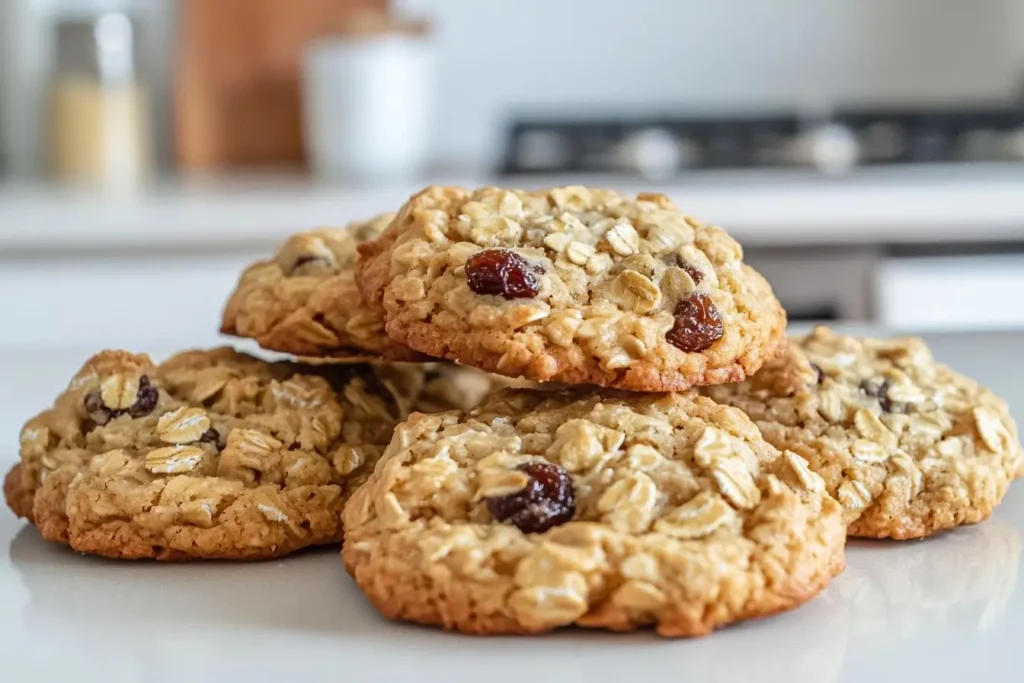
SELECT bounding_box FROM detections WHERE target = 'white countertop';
[2,164,1024,251]
[2,330,1024,682]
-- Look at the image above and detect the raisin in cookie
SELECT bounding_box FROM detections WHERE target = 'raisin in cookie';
[4,348,495,560]
[703,327,1024,540]
[221,214,421,361]
[357,186,787,391]
[342,389,845,636]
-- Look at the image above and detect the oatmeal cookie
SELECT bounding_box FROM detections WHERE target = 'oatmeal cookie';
[221,214,421,361]
[357,186,787,391]
[4,348,496,560]
[342,389,845,636]
[703,327,1023,539]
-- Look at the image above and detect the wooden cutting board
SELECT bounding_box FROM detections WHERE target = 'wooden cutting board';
[175,0,387,170]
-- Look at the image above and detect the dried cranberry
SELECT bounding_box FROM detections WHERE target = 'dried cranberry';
[83,391,113,425]
[665,293,723,353]
[671,256,704,284]
[199,428,220,444]
[486,462,575,533]
[859,377,887,398]
[860,378,894,412]
[465,249,542,299]
[810,362,826,385]
[127,376,159,417]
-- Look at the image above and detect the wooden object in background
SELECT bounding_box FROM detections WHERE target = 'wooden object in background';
[175,0,387,170]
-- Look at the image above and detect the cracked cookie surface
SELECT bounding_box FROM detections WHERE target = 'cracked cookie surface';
[221,214,421,361]
[703,327,1024,539]
[342,388,845,636]
[4,348,496,560]
[357,186,787,391]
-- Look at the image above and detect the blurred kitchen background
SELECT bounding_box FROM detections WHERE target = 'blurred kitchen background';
[2,0,1024,351]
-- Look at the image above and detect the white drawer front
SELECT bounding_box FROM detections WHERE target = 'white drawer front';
[877,255,1024,330]
[0,254,262,351]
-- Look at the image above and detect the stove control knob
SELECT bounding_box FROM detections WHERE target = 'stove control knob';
[513,129,572,171]
[1002,128,1024,161]
[615,128,691,179]
[788,123,860,175]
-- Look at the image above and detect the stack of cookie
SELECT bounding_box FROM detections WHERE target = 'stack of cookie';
[5,185,1021,639]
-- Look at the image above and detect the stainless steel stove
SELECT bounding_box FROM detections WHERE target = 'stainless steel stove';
[498,108,1024,330]
[500,107,1024,179]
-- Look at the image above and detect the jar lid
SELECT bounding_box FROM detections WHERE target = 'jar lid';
[54,12,137,84]
[337,9,430,38]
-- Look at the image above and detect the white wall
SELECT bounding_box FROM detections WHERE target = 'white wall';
[397,0,1024,167]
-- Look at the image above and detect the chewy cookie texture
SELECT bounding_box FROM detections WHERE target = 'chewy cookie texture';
[221,213,421,361]
[343,389,845,636]
[4,348,495,560]
[357,186,787,392]
[704,327,1024,539]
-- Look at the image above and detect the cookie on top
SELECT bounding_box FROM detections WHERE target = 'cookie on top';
[357,185,787,391]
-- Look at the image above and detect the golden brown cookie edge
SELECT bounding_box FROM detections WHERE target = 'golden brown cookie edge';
[383,316,788,391]
[342,532,844,636]
[70,517,344,561]
[3,463,33,521]
[220,272,424,362]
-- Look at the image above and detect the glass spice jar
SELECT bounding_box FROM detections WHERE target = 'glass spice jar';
[49,12,151,187]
